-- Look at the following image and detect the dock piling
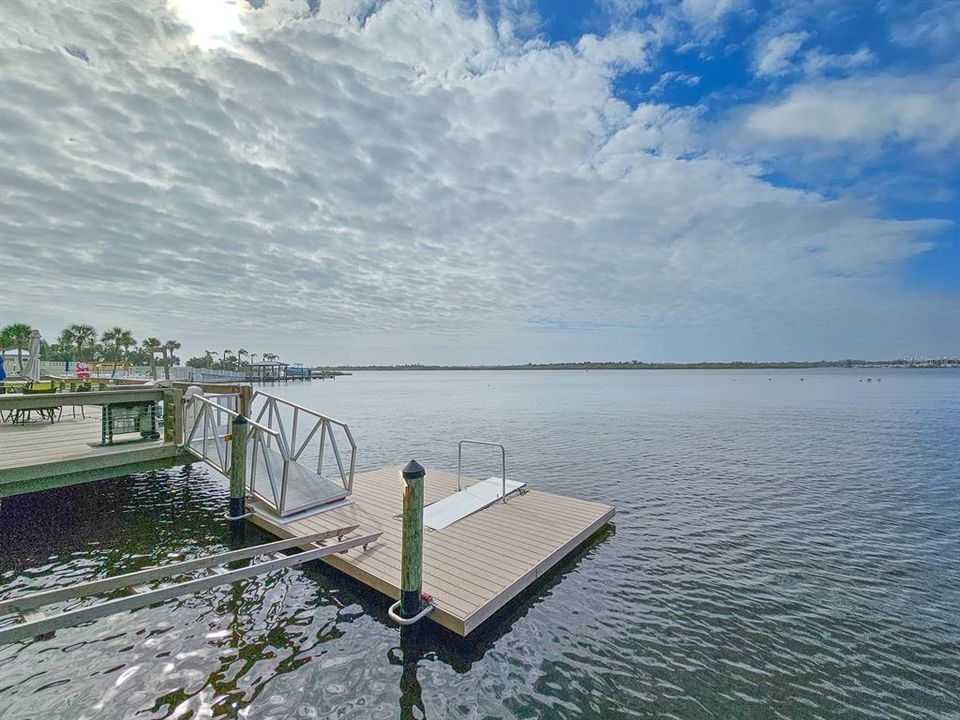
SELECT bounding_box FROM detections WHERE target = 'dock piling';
[400,459,426,619]
[228,416,248,542]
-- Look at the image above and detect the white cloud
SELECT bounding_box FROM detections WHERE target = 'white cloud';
[678,0,751,37]
[649,70,700,95]
[754,31,808,76]
[889,0,960,55]
[0,0,955,362]
[754,32,875,79]
[803,46,875,75]
[577,31,653,70]
[743,74,960,151]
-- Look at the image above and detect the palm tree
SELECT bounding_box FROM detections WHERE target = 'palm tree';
[141,337,162,352]
[164,339,181,365]
[101,327,135,378]
[120,331,137,366]
[58,327,76,361]
[1,323,32,372]
[206,350,219,369]
[237,348,249,368]
[68,324,96,362]
[263,352,278,362]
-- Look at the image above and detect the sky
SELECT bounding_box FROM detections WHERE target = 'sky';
[0,0,957,364]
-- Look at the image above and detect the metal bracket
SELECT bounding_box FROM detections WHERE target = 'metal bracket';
[387,599,436,626]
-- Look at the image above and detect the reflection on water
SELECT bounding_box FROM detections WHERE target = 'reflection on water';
[1,369,959,719]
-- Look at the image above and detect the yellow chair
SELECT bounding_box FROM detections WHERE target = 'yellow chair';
[20,381,59,423]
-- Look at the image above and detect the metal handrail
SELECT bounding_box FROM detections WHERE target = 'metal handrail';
[181,390,355,517]
[457,439,507,503]
[188,394,279,437]
[181,393,289,510]
[251,390,357,493]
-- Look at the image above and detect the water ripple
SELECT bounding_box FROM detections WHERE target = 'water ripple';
[0,369,958,719]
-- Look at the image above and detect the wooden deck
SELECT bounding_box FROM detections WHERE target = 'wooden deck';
[250,466,614,636]
[0,407,188,497]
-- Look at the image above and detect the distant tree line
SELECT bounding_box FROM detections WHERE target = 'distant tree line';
[0,321,181,377]
[323,358,960,371]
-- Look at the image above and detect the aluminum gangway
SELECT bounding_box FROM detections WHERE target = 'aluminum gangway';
[180,389,358,518]
[0,527,381,644]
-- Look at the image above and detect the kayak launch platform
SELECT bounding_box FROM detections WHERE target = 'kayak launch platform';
[250,465,614,636]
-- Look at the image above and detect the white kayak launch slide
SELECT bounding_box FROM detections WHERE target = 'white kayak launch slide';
[423,477,526,530]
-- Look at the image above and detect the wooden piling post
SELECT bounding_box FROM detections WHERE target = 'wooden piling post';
[228,416,248,526]
[162,389,176,444]
[238,384,253,419]
[400,459,426,619]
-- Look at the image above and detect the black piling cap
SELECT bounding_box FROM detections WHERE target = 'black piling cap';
[402,459,425,480]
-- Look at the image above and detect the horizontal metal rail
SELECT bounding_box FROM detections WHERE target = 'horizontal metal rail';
[0,531,381,645]
[0,527,358,615]
[458,439,507,503]
[186,394,278,438]
[0,388,164,410]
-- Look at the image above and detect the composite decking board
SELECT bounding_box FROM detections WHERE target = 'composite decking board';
[294,513,525,591]
[294,512,517,589]
[461,506,616,634]
[451,493,612,541]
[292,487,555,580]
[250,465,614,636]
[0,408,183,487]
[432,505,596,555]
[288,516,501,608]
[344,478,580,557]
[283,509,501,595]
[442,501,599,544]
[294,479,591,576]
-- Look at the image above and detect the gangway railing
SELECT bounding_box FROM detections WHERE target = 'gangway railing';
[181,393,291,515]
[251,391,357,495]
[457,439,507,503]
[180,390,357,517]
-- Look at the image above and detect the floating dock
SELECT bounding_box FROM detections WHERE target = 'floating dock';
[251,466,613,635]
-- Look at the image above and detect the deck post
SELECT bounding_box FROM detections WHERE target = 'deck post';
[400,459,426,619]
[162,389,176,444]
[228,416,248,541]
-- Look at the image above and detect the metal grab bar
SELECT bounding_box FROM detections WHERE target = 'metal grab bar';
[457,439,507,503]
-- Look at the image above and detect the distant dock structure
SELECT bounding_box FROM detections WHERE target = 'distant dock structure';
[188,361,338,385]
[247,360,309,383]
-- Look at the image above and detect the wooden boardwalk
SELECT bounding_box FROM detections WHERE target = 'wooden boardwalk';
[250,466,614,636]
[0,407,187,497]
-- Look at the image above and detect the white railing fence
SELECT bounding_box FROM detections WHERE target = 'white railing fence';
[251,391,357,494]
[181,393,289,515]
[181,390,356,517]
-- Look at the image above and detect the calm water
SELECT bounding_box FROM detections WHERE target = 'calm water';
[1,369,958,719]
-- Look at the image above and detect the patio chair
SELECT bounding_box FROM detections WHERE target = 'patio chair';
[19,381,59,423]
[69,382,91,419]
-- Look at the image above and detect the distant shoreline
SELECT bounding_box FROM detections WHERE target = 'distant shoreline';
[319,360,958,372]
